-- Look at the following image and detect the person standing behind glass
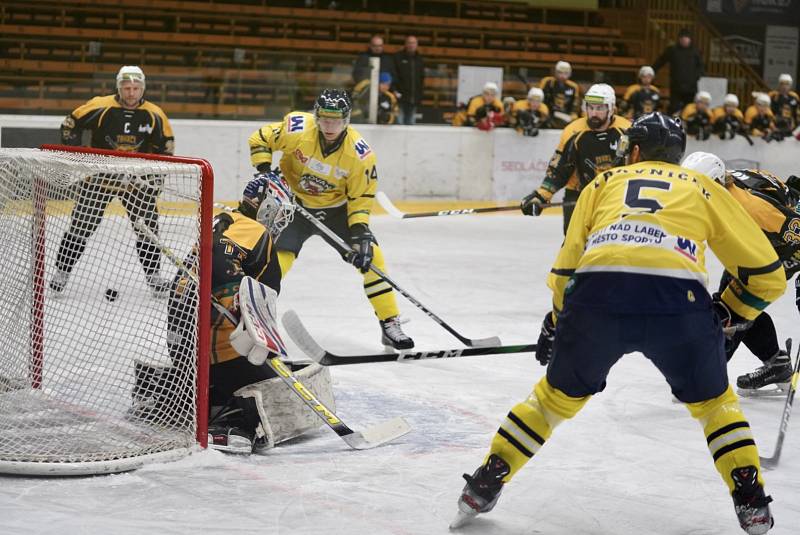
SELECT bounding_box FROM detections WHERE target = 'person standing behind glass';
[393,35,425,125]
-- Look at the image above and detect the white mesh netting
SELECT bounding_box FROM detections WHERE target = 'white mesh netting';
[0,147,208,475]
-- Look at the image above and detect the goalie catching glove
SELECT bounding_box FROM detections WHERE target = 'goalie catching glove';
[348,223,375,273]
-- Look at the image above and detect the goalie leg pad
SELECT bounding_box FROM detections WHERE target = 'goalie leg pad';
[233,362,335,450]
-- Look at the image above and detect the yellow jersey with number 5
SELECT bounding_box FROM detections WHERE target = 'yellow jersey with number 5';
[547,161,786,321]
[248,112,377,227]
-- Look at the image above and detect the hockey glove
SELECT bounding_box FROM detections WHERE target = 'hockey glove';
[712,298,753,336]
[521,190,548,216]
[535,311,556,366]
[795,277,800,315]
[348,223,375,273]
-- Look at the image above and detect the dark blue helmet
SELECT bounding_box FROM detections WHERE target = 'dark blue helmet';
[314,89,352,120]
[624,112,686,164]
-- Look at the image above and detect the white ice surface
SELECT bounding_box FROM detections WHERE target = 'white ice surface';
[2,214,798,535]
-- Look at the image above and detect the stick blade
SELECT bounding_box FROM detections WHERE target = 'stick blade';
[376,191,406,219]
[759,456,778,470]
[468,336,502,348]
[341,416,411,449]
[281,310,327,363]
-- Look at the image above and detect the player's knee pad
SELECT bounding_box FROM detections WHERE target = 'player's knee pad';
[531,377,591,423]
[277,250,296,277]
[233,362,334,451]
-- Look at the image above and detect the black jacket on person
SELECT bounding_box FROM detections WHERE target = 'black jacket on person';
[393,50,425,105]
[352,51,396,84]
[652,44,704,94]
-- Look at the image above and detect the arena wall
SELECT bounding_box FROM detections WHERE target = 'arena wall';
[0,115,794,203]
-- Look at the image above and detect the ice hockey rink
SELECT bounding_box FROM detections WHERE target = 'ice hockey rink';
[2,212,798,535]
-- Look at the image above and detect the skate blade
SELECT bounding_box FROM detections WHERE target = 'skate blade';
[449,509,478,530]
[737,385,789,398]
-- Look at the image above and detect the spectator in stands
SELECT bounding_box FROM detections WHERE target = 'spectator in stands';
[52,65,174,298]
[769,74,798,139]
[464,82,504,130]
[509,87,550,137]
[681,91,713,140]
[746,92,781,141]
[652,28,704,115]
[621,65,661,120]
[352,35,396,85]
[539,61,581,128]
[377,72,399,125]
[711,93,747,141]
[393,35,425,125]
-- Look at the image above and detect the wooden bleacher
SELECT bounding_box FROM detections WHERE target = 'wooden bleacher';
[0,0,648,121]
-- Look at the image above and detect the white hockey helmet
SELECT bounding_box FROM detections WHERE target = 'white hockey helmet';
[116,66,146,89]
[682,151,726,185]
[482,81,499,95]
[527,87,544,101]
[778,73,793,86]
[638,65,655,79]
[695,91,711,104]
[583,83,616,110]
[555,61,572,76]
[723,93,739,107]
[754,92,771,106]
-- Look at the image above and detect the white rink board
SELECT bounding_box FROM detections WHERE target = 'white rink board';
[0,115,797,204]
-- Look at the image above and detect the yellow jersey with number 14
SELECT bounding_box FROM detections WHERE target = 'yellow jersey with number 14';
[547,161,785,321]
[248,112,377,227]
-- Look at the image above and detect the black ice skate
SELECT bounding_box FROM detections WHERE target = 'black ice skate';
[380,316,414,350]
[737,351,792,398]
[450,454,510,529]
[207,426,254,455]
[49,268,69,294]
[731,466,773,535]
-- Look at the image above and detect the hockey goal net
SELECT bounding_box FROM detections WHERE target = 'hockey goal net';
[0,145,212,476]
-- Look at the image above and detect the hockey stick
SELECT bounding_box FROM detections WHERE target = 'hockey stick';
[132,219,411,450]
[282,310,535,366]
[759,338,800,469]
[292,202,501,347]
[376,191,574,219]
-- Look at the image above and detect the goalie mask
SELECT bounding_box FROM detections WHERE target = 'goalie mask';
[241,173,295,238]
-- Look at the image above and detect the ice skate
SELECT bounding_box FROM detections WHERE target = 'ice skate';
[49,268,69,294]
[737,351,792,398]
[207,426,254,455]
[380,316,415,350]
[146,273,171,298]
[731,466,773,534]
[450,454,509,529]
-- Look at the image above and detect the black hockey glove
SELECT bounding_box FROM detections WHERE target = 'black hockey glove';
[521,190,548,216]
[795,277,800,315]
[348,223,375,273]
[712,297,752,337]
[535,312,556,366]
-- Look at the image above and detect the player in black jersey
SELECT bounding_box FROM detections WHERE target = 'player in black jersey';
[683,152,799,397]
[620,65,661,120]
[520,83,631,233]
[51,66,175,297]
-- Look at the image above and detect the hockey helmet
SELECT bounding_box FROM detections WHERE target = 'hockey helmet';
[723,94,739,108]
[482,82,499,95]
[778,73,793,86]
[314,89,352,121]
[694,91,712,105]
[623,112,686,164]
[681,152,726,184]
[527,87,544,101]
[555,61,572,76]
[638,66,655,79]
[241,172,296,238]
[729,170,792,208]
[583,83,616,110]
[116,66,146,89]
[754,92,771,107]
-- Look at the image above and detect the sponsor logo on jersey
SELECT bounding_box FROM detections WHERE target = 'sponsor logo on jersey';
[299,173,335,195]
[353,138,372,160]
[288,115,305,133]
[334,167,348,179]
[138,124,153,134]
[674,237,697,261]
[308,158,331,175]
[293,149,308,164]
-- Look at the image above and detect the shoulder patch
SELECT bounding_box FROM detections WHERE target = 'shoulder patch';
[287,114,307,133]
[353,137,372,160]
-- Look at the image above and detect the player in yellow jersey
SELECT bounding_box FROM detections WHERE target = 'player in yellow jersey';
[520,84,631,233]
[52,66,175,298]
[452,113,782,535]
[248,89,413,349]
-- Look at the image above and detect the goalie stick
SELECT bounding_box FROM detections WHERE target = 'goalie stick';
[132,220,411,450]
[282,310,536,366]
[376,191,575,219]
[290,202,501,348]
[759,338,800,469]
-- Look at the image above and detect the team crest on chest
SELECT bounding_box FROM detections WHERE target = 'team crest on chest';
[299,173,334,195]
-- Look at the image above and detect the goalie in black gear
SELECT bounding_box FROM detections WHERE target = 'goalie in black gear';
[51,65,175,298]
[683,154,798,397]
